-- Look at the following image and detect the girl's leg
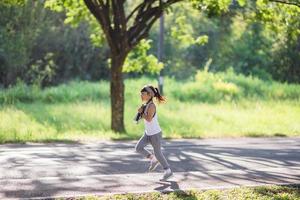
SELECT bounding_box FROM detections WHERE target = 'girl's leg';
[149,132,170,169]
[135,133,152,158]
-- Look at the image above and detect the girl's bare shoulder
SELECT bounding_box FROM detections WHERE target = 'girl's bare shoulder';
[150,102,156,108]
[147,102,156,110]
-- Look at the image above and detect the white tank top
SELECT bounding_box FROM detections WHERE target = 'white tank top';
[144,103,162,136]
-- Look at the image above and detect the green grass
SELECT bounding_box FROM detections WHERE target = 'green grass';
[58,185,300,200]
[0,70,300,143]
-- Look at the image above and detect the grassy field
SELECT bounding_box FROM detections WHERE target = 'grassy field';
[61,185,300,200]
[1,70,300,143]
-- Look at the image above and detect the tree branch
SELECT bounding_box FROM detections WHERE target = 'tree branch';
[131,10,162,47]
[126,2,146,23]
[83,0,116,52]
[127,0,183,48]
[127,0,156,24]
[268,0,300,7]
[85,0,185,54]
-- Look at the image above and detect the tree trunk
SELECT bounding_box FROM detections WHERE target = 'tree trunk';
[110,54,126,132]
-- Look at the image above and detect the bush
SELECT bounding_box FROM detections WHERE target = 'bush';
[172,68,300,103]
[0,73,300,105]
[0,80,109,105]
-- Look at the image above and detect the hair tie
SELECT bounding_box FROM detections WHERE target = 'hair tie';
[154,88,159,96]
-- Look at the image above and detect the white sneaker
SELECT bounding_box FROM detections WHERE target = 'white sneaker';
[160,168,173,181]
[148,157,160,171]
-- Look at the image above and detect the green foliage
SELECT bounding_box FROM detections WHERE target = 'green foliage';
[123,39,164,74]
[202,0,300,83]
[0,0,44,86]
[0,0,26,6]
[148,2,214,79]
[45,0,106,46]
[0,0,109,87]
[191,0,233,17]
[25,52,57,87]
[171,15,208,48]
[45,0,90,26]
[256,2,300,83]
[1,0,300,87]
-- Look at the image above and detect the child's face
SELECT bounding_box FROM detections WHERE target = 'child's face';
[140,92,151,102]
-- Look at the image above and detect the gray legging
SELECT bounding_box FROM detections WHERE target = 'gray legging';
[135,131,170,169]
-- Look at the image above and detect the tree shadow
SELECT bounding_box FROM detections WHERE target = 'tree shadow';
[0,137,300,199]
[154,180,180,191]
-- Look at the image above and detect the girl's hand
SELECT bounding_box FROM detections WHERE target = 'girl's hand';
[138,107,144,113]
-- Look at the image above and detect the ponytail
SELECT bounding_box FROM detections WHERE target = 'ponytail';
[153,87,166,103]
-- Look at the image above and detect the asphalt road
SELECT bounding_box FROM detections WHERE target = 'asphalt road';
[0,137,299,199]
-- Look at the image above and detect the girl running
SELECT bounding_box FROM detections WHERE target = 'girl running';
[135,84,173,181]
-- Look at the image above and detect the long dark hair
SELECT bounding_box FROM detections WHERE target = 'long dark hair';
[141,85,166,103]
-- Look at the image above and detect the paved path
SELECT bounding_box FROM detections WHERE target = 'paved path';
[0,137,299,199]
